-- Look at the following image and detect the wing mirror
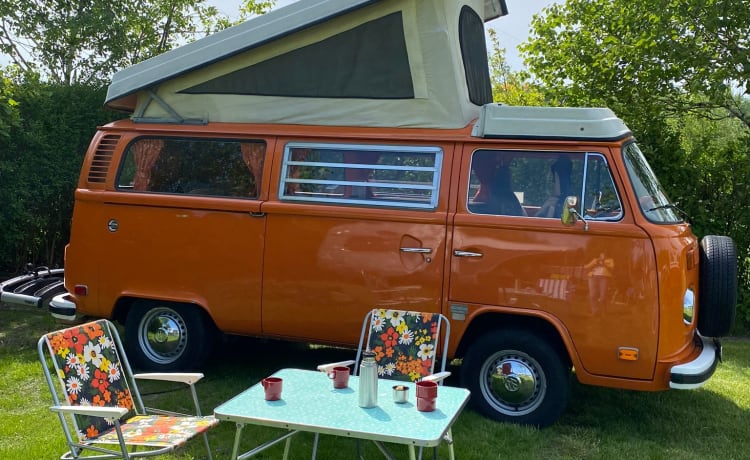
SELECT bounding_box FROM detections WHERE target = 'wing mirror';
[561,196,589,231]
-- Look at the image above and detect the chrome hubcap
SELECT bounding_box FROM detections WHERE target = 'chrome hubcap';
[139,308,188,364]
[481,351,546,416]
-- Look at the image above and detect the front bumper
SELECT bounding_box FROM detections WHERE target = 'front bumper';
[49,293,78,321]
[669,335,721,389]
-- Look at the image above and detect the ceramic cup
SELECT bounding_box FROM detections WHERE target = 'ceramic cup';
[327,366,351,389]
[415,380,438,399]
[262,376,283,401]
[416,396,436,412]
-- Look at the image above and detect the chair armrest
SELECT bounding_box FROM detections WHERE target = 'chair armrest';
[51,405,128,420]
[421,371,451,383]
[316,360,356,372]
[134,372,204,385]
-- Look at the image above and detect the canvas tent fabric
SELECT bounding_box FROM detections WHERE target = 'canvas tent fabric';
[105,0,506,129]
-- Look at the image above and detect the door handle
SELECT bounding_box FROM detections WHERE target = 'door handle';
[400,247,432,254]
[453,250,483,258]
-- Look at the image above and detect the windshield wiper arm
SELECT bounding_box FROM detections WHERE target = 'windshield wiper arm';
[648,202,687,217]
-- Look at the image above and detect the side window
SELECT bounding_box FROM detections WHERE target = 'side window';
[117,138,266,198]
[279,143,442,209]
[582,154,623,220]
[468,150,585,218]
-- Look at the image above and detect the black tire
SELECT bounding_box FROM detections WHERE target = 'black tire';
[460,330,570,428]
[124,301,214,371]
[698,235,737,337]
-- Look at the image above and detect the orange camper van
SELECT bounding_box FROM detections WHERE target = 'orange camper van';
[43,0,736,427]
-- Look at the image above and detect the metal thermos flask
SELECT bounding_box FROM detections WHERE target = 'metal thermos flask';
[358,350,378,408]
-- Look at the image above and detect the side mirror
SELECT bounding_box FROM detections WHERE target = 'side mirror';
[561,196,589,231]
[561,196,578,226]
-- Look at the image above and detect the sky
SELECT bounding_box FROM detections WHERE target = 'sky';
[210,0,559,71]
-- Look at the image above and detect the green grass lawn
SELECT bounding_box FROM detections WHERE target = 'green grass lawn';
[2,305,748,459]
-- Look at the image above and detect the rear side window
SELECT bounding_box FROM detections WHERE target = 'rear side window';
[117,138,266,198]
[279,143,443,209]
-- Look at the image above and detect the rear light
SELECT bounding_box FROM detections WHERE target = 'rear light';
[74,285,89,296]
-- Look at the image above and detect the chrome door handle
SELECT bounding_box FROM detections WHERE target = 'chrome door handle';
[453,250,483,258]
[400,247,432,254]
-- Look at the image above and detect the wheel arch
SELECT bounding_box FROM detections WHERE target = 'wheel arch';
[112,295,217,330]
[454,310,575,370]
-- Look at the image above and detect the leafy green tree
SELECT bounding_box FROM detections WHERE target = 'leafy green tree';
[487,29,546,106]
[0,70,18,139]
[520,0,749,127]
[0,0,275,85]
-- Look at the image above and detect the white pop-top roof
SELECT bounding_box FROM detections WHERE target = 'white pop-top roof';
[105,0,509,129]
[472,105,632,140]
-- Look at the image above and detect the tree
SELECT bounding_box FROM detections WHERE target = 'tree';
[0,0,275,85]
[0,70,18,139]
[486,29,546,106]
[520,0,750,128]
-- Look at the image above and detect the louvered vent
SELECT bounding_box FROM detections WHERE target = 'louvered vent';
[87,134,120,184]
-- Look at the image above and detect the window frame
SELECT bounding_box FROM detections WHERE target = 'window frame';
[279,142,443,210]
[465,149,624,221]
[115,136,266,200]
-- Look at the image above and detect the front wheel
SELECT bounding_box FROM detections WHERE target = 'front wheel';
[461,330,570,428]
[124,301,214,371]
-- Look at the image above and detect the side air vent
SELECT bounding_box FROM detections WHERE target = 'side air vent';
[87,135,120,184]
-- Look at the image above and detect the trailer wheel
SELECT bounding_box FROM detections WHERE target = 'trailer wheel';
[698,235,737,337]
[125,301,214,371]
[461,330,570,428]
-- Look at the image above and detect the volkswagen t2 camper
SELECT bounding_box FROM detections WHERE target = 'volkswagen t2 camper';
[46,0,736,427]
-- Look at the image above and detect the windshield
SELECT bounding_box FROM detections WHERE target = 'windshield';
[623,142,683,223]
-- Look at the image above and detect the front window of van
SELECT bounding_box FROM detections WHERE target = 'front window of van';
[467,150,622,221]
[623,142,683,223]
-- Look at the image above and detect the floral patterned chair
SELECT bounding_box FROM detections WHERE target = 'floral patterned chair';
[318,309,451,382]
[37,319,218,459]
[317,309,453,459]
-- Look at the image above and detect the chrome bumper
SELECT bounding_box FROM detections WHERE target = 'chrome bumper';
[669,335,720,389]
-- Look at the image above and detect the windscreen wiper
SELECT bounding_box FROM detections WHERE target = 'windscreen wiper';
[648,202,687,217]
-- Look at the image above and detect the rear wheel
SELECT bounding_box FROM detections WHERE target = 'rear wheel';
[461,330,570,427]
[124,301,214,371]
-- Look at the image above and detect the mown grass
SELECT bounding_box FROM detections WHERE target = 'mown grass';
[1,305,748,459]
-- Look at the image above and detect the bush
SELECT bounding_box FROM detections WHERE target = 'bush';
[0,81,123,274]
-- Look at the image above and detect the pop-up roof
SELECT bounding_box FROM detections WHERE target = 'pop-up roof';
[105,0,508,128]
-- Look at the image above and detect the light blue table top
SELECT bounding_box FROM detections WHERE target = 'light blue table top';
[214,368,471,447]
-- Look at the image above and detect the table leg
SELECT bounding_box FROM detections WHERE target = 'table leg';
[408,445,417,460]
[283,433,293,460]
[231,423,245,460]
[310,432,319,460]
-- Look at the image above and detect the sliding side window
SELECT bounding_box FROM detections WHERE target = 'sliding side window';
[279,143,442,209]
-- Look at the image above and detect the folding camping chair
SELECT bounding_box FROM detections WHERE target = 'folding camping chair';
[38,319,218,459]
[317,309,454,460]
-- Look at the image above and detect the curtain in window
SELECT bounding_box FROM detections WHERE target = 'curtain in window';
[240,143,266,196]
[285,148,311,195]
[132,139,164,191]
